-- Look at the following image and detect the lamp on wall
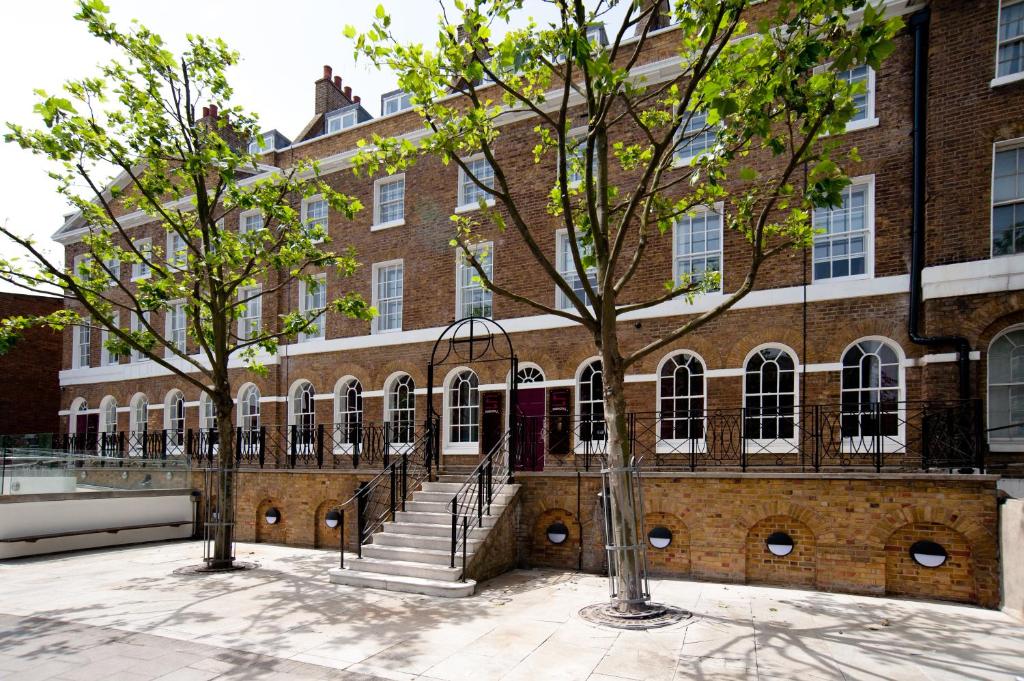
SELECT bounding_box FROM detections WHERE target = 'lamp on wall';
[325,509,341,528]
[766,531,794,557]
[909,540,947,568]
[546,521,569,545]
[647,526,672,549]
[265,507,281,525]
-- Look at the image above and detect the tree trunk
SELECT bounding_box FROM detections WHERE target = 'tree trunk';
[598,330,649,613]
[210,394,236,568]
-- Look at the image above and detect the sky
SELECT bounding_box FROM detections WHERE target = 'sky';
[0,0,623,293]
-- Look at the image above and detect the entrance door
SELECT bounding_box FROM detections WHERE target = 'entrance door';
[481,391,504,458]
[518,387,545,470]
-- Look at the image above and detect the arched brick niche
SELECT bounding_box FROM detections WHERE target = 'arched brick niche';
[885,522,975,604]
[643,511,690,576]
[255,498,287,545]
[745,515,817,587]
[531,508,580,569]
[314,499,341,549]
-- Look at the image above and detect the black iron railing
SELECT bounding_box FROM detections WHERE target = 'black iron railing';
[513,400,986,472]
[447,429,513,579]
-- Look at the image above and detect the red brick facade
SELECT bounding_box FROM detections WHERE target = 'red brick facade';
[0,292,61,434]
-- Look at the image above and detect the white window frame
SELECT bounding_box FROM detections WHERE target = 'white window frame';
[456,242,493,319]
[672,203,724,293]
[811,174,875,283]
[372,259,404,334]
[673,109,719,166]
[384,372,417,449]
[382,91,412,115]
[988,323,1024,450]
[443,367,480,454]
[101,313,119,367]
[238,383,261,431]
[555,229,598,311]
[372,174,406,230]
[992,139,1024,258]
[742,343,800,454]
[131,238,152,280]
[129,393,148,455]
[164,390,186,455]
[165,300,187,357]
[455,154,496,212]
[73,319,91,369]
[99,396,118,435]
[167,231,187,269]
[301,195,328,243]
[655,350,708,454]
[299,275,327,343]
[239,210,264,235]
[839,337,906,453]
[130,311,151,363]
[816,62,878,132]
[993,0,1024,87]
[333,376,363,454]
[325,108,359,134]
[238,285,262,341]
[574,358,606,453]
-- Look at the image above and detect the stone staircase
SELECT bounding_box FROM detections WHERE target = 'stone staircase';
[328,473,519,597]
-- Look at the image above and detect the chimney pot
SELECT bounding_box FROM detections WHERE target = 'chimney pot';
[333,75,342,89]
[353,95,361,104]
[208,104,218,118]
[323,64,333,80]
[343,86,352,99]
[202,106,210,117]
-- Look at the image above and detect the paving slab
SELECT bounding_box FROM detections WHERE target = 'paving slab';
[0,541,1021,680]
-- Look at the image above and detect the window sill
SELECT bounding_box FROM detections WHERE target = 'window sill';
[371,218,406,232]
[444,444,479,455]
[372,327,402,335]
[989,441,1024,453]
[298,336,325,344]
[991,72,1024,88]
[812,273,873,285]
[454,199,496,214]
[844,117,879,133]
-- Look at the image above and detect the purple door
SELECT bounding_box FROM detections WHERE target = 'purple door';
[481,391,504,458]
[518,387,545,470]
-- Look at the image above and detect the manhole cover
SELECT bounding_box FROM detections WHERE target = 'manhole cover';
[578,602,691,630]
[172,561,259,576]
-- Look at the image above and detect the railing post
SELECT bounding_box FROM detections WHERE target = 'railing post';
[450,503,458,569]
[973,398,985,470]
[741,408,748,472]
[690,415,697,472]
[874,403,883,473]
[485,459,493,516]
[353,423,361,469]
[289,424,297,469]
[142,426,149,458]
[462,516,468,582]
[339,508,345,570]
[316,423,325,469]
[389,461,397,522]
[186,429,193,463]
[401,454,408,512]
[356,482,367,560]
[258,426,266,468]
[813,405,821,472]
[234,427,242,466]
[161,429,167,459]
[383,422,391,469]
[477,466,484,528]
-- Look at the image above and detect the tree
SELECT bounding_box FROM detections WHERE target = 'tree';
[347,0,898,613]
[0,0,372,568]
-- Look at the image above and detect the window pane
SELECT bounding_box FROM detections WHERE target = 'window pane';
[813,183,870,280]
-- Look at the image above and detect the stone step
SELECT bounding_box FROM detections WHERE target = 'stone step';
[373,531,484,552]
[413,490,516,505]
[406,499,511,514]
[395,510,500,528]
[363,543,471,566]
[382,521,489,540]
[419,481,469,493]
[343,556,463,582]
[328,567,476,598]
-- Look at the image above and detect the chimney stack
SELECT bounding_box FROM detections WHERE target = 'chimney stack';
[202,106,210,117]
[208,104,218,118]
[353,95,361,104]
[314,64,354,115]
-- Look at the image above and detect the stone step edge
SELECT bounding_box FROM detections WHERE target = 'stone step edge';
[328,567,476,598]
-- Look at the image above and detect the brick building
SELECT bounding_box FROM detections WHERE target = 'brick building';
[0,292,62,435]
[36,1,1024,605]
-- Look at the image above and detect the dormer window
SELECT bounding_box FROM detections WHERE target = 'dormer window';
[248,132,275,155]
[586,24,608,46]
[382,90,412,116]
[325,107,359,134]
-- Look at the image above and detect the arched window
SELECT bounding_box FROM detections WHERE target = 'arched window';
[199,392,217,430]
[68,398,87,435]
[239,385,261,431]
[291,381,316,430]
[516,365,545,384]
[128,394,148,455]
[989,327,1024,443]
[447,369,479,448]
[165,390,185,451]
[840,338,902,437]
[335,378,363,448]
[577,359,605,442]
[100,396,118,434]
[386,373,416,445]
[658,352,705,442]
[744,347,796,441]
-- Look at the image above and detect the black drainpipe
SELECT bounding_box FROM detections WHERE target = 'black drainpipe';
[908,7,971,399]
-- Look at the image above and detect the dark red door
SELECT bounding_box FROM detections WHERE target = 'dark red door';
[518,387,545,470]
[481,391,504,458]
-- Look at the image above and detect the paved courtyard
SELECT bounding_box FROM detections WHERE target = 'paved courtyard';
[0,541,1021,681]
